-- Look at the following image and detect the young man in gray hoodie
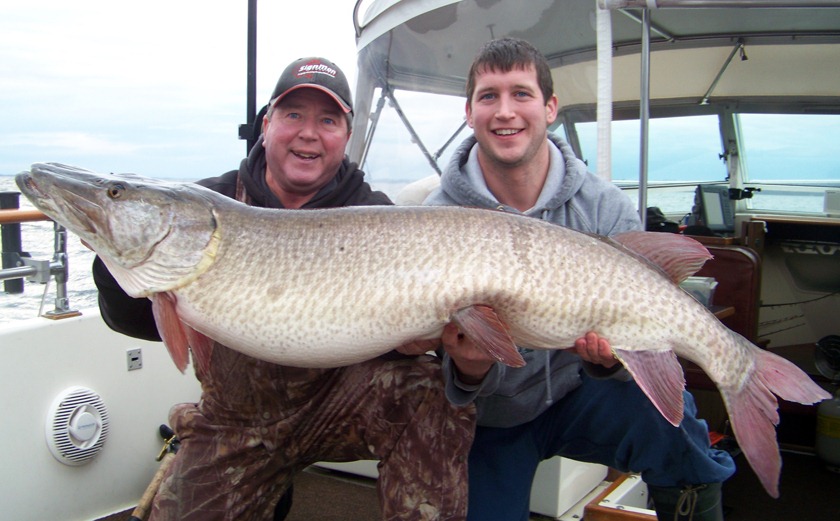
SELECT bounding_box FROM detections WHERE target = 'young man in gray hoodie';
[417,37,735,521]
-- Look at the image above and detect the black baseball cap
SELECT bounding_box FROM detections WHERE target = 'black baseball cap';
[270,57,353,114]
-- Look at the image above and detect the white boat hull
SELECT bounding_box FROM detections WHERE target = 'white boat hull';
[0,309,201,521]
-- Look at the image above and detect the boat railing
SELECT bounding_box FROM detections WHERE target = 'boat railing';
[0,191,80,319]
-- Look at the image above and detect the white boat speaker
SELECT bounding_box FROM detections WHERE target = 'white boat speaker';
[45,386,110,465]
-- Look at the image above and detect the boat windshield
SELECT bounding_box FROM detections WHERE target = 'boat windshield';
[352,0,840,219]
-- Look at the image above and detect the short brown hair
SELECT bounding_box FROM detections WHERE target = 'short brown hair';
[465,38,554,106]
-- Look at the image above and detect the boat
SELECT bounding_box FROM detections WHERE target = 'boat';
[2,1,839,520]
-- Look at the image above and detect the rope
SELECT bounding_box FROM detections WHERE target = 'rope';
[673,484,705,521]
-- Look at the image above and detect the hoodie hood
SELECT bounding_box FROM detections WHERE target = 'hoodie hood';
[436,133,586,214]
[428,132,641,236]
[237,136,390,209]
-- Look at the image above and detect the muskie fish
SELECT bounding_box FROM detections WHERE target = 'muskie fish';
[17,163,829,497]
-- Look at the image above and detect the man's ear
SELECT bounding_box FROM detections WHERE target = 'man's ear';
[466,100,474,128]
[545,94,559,124]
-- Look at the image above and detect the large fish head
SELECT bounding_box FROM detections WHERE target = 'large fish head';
[15,162,220,296]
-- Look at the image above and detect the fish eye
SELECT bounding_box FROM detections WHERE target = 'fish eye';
[107,183,126,199]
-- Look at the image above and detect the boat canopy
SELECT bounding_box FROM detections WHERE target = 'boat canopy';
[348,0,840,174]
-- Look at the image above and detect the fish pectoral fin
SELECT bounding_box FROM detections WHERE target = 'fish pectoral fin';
[613,347,685,427]
[451,305,525,367]
[186,327,214,376]
[150,292,191,373]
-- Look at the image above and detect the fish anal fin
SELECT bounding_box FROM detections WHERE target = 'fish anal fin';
[451,305,525,367]
[150,293,190,373]
[613,347,685,427]
[611,231,712,284]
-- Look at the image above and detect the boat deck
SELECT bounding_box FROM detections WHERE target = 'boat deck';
[99,449,839,520]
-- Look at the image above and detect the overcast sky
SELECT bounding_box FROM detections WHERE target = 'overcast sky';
[0,0,361,179]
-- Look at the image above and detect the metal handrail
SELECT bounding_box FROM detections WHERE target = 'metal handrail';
[0,205,80,319]
[0,208,46,224]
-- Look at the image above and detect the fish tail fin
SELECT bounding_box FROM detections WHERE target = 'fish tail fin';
[451,305,525,367]
[721,377,782,498]
[754,347,831,406]
[722,345,831,499]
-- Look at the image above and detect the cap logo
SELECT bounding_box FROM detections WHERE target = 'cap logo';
[297,62,338,80]
[271,57,352,114]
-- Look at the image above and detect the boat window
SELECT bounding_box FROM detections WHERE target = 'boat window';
[576,115,726,214]
[553,122,565,141]
[576,115,726,184]
[362,90,470,200]
[738,113,840,214]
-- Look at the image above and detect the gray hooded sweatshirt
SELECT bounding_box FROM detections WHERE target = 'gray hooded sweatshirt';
[423,133,642,428]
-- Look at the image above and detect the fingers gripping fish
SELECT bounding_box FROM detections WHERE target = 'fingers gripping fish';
[16,163,830,498]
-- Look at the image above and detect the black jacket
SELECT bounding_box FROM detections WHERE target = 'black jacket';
[93,138,391,340]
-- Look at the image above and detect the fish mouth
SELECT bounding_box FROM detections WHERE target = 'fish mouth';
[15,171,46,200]
[16,164,104,236]
[15,171,62,219]
[58,191,106,236]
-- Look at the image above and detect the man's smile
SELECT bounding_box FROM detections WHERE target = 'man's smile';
[292,150,320,160]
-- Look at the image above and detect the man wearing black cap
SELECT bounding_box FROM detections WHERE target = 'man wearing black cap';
[92,57,475,521]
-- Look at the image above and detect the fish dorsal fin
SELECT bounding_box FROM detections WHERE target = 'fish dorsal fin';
[611,231,712,283]
[150,292,191,373]
[451,305,525,367]
[613,347,686,427]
